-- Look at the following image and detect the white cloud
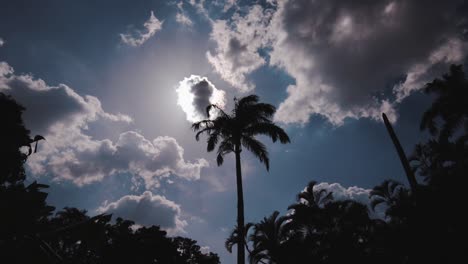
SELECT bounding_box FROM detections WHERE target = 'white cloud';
[0,38,4,47]
[200,246,211,254]
[393,38,468,102]
[213,0,238,13]
[206,5,274,92]
[97,191,187,235]
[0,61,208,188]
[176,75,226,122]
[175,1,194,27]
[28,131,208,188]
[176,12,194,27]
[120,11,163,47]
[188,0,209,18]
[313,182,385,219]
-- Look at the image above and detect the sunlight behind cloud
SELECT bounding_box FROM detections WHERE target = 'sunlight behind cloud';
[176,75,226,122]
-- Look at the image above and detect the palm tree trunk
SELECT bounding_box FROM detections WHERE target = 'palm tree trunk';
[382,113,418,193]
[235,143,245,264]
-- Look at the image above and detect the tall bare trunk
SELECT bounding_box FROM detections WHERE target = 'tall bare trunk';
[235,143,245,264]
[382,113,418,192]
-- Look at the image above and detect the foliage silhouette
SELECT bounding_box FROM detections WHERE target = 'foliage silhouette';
[0,92,220,264]
[227,65,468,264]
[420,64,468,142]
[193,95,290,264]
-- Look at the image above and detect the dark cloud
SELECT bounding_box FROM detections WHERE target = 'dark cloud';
[271,0,468,124]
[0,61,131,135]
[191,79,215,119]
[206,0,468,124]
[176,75,226,122]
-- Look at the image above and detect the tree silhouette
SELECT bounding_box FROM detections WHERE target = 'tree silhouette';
[0,92,31,185]
[420,64,468,142]
[247,211,289,264]
[1,92,220,264]
[192,95,290,264]
[369,180,412,221]
[236,64,468,264]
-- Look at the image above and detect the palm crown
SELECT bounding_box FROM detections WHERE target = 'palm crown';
[192,95,290,170]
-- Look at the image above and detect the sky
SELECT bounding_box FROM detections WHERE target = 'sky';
[1,0,467,263]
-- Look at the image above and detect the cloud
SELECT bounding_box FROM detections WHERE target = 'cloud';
[188,0,209,18]
[209,0,468,125]
[28,131,208,188]
[393,38,468,102]
[120,11,163,47]
[0,38,4,47]
[176,12,194,27]
[313,182,385,219]
[175,2,194,27]
[0,61,208,188]
[269,0,468,125]
[176,75,226,122]
[0,63,131,135]
[97,191,187,234]
[200,246,211,254]
[206,5,274,92]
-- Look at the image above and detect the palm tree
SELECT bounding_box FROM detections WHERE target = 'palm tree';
[370,180,408,217]
[286,181,333,233]
[192,95,290,264]
[248,211,289,264]
[420,64,468,142]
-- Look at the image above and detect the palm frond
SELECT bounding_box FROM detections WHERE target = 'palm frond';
[216,140,234,166]
[244,122,290,143]
[207,131,220,152]
[206,104,229,118]
[241,137,270,170]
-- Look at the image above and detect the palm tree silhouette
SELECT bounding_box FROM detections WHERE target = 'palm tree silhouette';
[420,64,468,142]
[248,211,289,264]
[192,95,290,264]
[370,180,409,219]
[286,181,333,232]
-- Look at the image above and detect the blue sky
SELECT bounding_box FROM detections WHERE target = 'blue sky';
[1,0,467,263]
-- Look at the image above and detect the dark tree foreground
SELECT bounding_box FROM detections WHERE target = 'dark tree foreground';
[0,93,220,264]
[193,95,290,264]
[226,65,468,264]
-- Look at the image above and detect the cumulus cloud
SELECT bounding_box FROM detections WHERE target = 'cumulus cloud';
[206,5,274,92]
[208,0,468,125]
[28,131,208,188]
[120,11,163,47]
[0,61,208,188]
[176,75,226,122]
[97,191,187,234]
[0,63,131,135]
[313,182,385,219]
[269,0,468,125]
